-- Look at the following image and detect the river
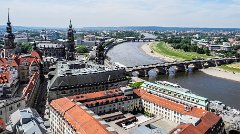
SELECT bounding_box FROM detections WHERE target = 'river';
[107,42,165,67]
[107,41,240,109]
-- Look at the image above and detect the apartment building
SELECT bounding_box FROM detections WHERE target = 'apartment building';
[141,81,209,110]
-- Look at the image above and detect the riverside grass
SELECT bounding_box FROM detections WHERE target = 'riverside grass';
[151,42,212,61]
[219,63,240,73]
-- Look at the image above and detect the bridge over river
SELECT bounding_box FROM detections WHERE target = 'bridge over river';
[124,58,240,77]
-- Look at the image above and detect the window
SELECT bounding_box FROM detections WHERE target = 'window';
[17,103,21,107]
[9,106,13,111]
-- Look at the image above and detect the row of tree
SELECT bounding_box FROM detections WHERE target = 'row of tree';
[109,31,140,39]
[166,37,211,55]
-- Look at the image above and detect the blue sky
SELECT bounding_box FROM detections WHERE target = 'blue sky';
[0,0,240,28]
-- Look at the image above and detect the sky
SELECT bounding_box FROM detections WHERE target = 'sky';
[0,0,240,28]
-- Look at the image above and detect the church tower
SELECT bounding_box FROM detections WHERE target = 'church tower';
[66,19,75,61]
[4,8,15,58]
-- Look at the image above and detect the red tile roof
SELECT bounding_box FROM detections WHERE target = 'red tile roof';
[134,89,206,118]
[22,72,39,100]
[31,50,42,61]
[0,118,6,131]
[0,72,10,84]
[50,97,116,134]
[67,89,127,106]
[10,59,18,67]
[195,111,221,133]
[169,124,202,134]
[84,96,126,105]
[169,112,222,134]
[68,89,122,102]
[0,58,7,67]
[0,58,19,68]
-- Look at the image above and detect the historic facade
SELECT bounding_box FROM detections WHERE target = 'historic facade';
[37,42,66,60]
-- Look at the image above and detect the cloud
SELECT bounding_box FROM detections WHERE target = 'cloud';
[0,0,239,28]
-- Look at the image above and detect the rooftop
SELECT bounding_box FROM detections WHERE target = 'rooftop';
[68,88,123,102]
[48,61,127,90]
[67,88,136,107]
[22,72,40,100]
[7,108,47,134]
[130,124,166,134]
[0,97,24,108]
[0,118,6,132]
[134,89,206,118]
[141,81,208,106]
[50,97,116,134]
[170,112,221,134]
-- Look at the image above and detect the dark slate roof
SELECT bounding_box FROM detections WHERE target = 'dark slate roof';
[48,69,126,90]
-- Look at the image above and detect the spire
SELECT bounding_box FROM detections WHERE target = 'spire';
[4,7,15,51]
[69,19,72,28]
[6,8,12,33]
[7,8,11,24]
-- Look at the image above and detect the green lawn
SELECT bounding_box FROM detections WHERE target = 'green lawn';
[129,82,144,88]
[151,42,213,61]
[218,63,240,73]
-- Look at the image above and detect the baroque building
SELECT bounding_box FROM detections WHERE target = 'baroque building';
[47,60,128,101]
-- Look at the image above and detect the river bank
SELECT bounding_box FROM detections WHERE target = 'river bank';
[141,42,175,62]
[200,67,240,82]
[141,42,240,82]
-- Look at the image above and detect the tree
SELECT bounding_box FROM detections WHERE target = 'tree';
[196,47,204,54]
[17,43,32,54]
[76,45,89,54]
[203,47,210,56]
[140,34,145,39]
[190,45,198,52]
[181,44,189,52]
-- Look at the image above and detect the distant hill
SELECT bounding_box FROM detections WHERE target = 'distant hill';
[80,26,240,32]
[0,25,65,32]
[0,25,240,32]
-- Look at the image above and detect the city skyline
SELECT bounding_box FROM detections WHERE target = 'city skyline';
[1,0,240,28]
